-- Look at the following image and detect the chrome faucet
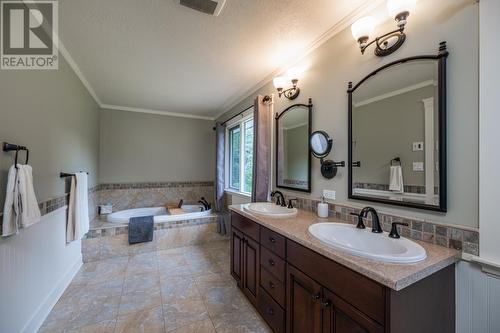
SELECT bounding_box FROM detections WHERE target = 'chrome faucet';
[270,191,286,207]
[359,207,383,233]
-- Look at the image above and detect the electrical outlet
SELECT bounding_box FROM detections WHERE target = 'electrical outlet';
[413,162,424,172]
[323,189,336,200]
[412,141,424,151]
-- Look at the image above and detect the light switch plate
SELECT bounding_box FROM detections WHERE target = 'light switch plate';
[412,142,424,151]
[413,162,424,172]
[323,190,336,200]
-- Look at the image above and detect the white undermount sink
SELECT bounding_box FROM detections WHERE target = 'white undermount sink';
[308,223,427,264]
[245,202,298,218]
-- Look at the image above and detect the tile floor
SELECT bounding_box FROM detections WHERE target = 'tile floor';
[39,240,271,333]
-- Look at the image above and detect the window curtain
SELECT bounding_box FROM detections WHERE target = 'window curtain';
[214,122,229,234]
[251,95,271,202]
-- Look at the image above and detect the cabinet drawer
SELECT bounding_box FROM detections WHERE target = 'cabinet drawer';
[261,246,285,283]
[260,227,286,258]
[261,267,285,308]
[231,213,259,241]
[258,287,285,333]
[287,240,386,325]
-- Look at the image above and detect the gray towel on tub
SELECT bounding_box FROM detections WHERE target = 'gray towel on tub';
[129,215,154,244]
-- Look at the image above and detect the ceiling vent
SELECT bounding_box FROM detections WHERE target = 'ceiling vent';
[176,0,227,16]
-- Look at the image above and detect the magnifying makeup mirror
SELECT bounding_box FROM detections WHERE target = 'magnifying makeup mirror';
[309,131,345,179]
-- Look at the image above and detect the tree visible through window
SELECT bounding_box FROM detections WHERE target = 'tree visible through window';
[227,113,254,194]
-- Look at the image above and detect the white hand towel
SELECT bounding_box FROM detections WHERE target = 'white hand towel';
[17,165,41,228]
[389,165,404,193]
[66,172,89,243]
[2,165,41,237]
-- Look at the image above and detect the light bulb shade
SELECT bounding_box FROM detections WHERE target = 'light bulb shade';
[273,76,287,89]
[387,0,417,19]
[286,67,302,81]
[351,16,376,42]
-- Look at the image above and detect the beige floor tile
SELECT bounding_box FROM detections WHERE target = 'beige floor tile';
[65,319,117,333]
[123,273,160,294]
[160,275,201,303]
[169,319,216,333]
[119,289,162,315]
[66,295,121,330]
[157,253,188,270]
[201,286,250,318]
[163,299,209,332]
[211,309,272,333]
[159,264,192,279]
[114,306,165,333]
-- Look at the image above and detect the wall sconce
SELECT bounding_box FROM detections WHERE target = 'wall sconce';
[272,67,301,100]
[351,0,417,57]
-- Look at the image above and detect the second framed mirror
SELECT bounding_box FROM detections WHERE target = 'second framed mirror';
[275,98,312,192]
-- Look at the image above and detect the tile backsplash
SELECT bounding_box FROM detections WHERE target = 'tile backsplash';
[283,195,479,256]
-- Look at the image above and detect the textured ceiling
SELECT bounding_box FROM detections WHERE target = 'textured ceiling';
[59,0,368,118]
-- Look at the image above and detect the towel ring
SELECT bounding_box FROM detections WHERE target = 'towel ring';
[390,157,401,166]
[3,142,29,169]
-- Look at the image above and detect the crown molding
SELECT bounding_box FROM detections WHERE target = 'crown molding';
[54,0,383,121]
[214,0,385,120]
[101,104,215,121]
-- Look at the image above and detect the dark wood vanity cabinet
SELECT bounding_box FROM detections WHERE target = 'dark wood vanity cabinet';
[230,212,455,333]
[230,215,260,306]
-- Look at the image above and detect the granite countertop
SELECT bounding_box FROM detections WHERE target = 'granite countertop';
[229,204,460,291]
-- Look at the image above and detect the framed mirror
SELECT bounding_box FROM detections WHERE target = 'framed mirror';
[348,43,449,212]
[276,98,312,192]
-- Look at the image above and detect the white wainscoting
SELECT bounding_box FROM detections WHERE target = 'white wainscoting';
[0,207,82,333]
[456,261,500,333]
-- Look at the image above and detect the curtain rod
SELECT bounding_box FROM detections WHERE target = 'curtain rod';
[212,105,253,130]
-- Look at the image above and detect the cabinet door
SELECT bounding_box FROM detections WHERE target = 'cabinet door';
[322,288,384,333]
[231,228,244,286]
[242,236,260,305]
[287,264,322,333]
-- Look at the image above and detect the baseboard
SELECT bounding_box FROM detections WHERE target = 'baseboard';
[22,254,83,333]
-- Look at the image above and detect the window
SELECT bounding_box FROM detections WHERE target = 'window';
[226,111,254,195]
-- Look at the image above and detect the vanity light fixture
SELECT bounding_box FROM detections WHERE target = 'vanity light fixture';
[272,67,301,100]
[351,0,417,57]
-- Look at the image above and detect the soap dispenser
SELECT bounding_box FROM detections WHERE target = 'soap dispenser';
[317,196,329,218]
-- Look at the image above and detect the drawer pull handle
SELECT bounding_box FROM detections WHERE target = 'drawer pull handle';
[267,308,274,316]
[311,293,321,301]
[321,300,332,308]
[268,259,275,266]
[268,281,275,289]
[269,237,276,243]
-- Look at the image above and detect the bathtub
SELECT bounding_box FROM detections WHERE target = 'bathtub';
[106,205,212,224]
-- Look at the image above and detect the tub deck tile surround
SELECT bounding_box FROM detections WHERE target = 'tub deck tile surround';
[82,215,227,263]
[229,204,460,291]
[282,196,480,256]
[39,240,272,333]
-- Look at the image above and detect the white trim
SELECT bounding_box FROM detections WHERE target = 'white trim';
[215,0,385,118]
[225,188,251,199]
[479,0,500,265]
[24,254,82,333]
[101,104,215,120]
[353,80,437,108]
[43,0,382,121]
[463,255,500,279]
[19,206,83,333]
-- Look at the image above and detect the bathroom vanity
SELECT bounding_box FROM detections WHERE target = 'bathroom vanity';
[229,205,458,333]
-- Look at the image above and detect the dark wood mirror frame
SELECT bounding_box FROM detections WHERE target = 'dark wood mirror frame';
[348,42,449,212]
[275,98,313,193]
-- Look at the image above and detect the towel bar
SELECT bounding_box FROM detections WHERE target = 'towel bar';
[60,172,89,178]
